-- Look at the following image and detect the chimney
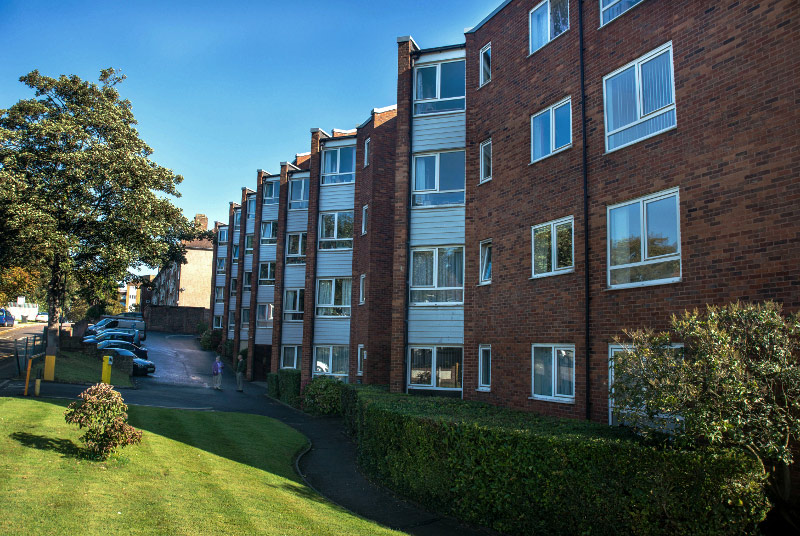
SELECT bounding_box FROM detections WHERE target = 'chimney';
[194,214,208,230]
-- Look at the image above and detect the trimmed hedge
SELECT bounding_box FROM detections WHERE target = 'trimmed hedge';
[343,386,770,535]
[277,369,301,408]
[302,376,345,415]
[266,373,279,399]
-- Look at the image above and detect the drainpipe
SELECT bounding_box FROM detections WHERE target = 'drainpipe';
[578,0,592,421]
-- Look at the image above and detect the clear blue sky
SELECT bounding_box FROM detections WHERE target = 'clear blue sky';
[0,0,496,229]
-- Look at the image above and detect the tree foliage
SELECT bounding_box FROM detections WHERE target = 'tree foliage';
[0,68,201,328]
[0,266,43,305]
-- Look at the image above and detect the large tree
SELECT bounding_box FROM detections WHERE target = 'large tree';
[0,68,199,334]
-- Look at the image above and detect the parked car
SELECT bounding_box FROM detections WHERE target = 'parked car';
[109,348,155,376]
[35,312,48,323]
[83,329,141,346]
[117,312,143,319]
[0,308,14,327]
[85,317,116,335]
[85,317,146,339]
[97,340,148,359]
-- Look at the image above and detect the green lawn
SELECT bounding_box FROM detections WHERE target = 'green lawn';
[0,397,405,536]
[27,350,133,388]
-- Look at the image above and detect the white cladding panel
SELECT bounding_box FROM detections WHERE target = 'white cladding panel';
[316,250,353,277]
[262,204,279,221]
[319,183,355,211]
[255,327,273,345]
[244,257,253,271]
[230,265,238,278]
[245,218,255,234]
[313,318,351,345]
[256,285,274,301]
[241,291,250,305]
[259,244,277,260]
[281,322,303,345]
[286,210,308,232]
[283,265,306,287]
[215,274,226,287]
[229,296,237,308]
[412,112,466,153]
[213,303,224,315]
[232,231,240,243]
[408,306,464,344]
[228,329,234,339]
[217,245,227,258]
[409,207,465,246]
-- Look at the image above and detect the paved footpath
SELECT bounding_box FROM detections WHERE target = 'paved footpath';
[0,331,492,536]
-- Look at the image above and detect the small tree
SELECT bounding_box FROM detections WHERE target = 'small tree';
[64,383,142,459]
[612,301,800,517]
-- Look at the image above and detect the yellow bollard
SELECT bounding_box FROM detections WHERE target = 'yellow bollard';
[24,359,32,396]
[101,355,113,384]
[43,354,55,381]
[34,378,41,397]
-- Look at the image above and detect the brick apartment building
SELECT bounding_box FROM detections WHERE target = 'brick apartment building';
[210,0,799,423]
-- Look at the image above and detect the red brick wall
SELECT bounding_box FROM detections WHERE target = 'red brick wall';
[270,163,293,373]
[221,202,238,350]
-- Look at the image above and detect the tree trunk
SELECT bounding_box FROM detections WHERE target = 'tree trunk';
[46,254,65,354]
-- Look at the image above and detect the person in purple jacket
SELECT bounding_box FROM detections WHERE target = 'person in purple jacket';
[212,356,224,390]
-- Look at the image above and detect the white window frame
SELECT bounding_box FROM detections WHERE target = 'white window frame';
[600,0,645,27]
[530,97,572,163]
[364,138,370,167]
[313,345,349,378]
[288,178,309,210]
[603,42,676,153]
[241,308,250,327]
[357,344,366,376]
[530,343,575,403]
[479,43,491,87]
[531,216,574,278]
[606,187,681,290]
[321,146,356,185]
[479,239,492,285]
[215,286,224,303]
[258,262,275,286]
[243,271,252,292]
[213,315,223,329]
[232,244,240,260]
[216,257,226,274]
[407,346,463,391]
[315,277,352,318]
[244,234,254,255]
[359,274,366,305]
[260,221,278,245]
[361,205,368,235]
[246,196,256,219]
[228,310,236,329]
[318,211,354,250]
[283,288,304,321]
[478,345,491,391]
[479,139,492,183]
[233,210,241,230]
[281,345,300,369]
[409,246,465,306]
[411,150,466,208]
[256,304,273,328]
[413,60,466,117]
[230,277,237,293]
[529,0,570,56]
[218,228,228,243]
[263,180,279,205]
[285,232,307,264]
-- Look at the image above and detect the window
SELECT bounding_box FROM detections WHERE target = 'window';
[361,205,368,235]
[319,211,354,250]
[218,228,228,243]
[260,221,278,245]
[601,0,644,26]
[408,347,463,389]
[316,278,351,317]
[322,147,356,185]
[479,240,492,284]
[258,262,275,286]
[232,244,240,260]
[286,232,307,264]
[608,188,680,288]
[529,0,569,55]
[532,344,574,401]
[245,234,254,255]
[357,345,366,376]
[414,60,466,115]
[410,246,464,304]
[230,277,237,293]
[314,346,349,377]
[532,216,574,277]
[412,151,465,207]
[479,345,491,391]
[228,311,236,328]
[246,196,256,219]
[243,271,252,292]
[233,209,241,230]
[241,308,250,326]
[283,288,304,321]
[281,346,300,369]
[479,43,491,87]
[479,139,492,183]
[215,286,224,303]
[289,178,309,209]
[604,42,676,152]
[364,138,370,167]
[213,315,223,329]
[256,304,273,327]
[216,257,226,274]
[263,180,279,204]
[359,274,366,304]
[531,97,572,162]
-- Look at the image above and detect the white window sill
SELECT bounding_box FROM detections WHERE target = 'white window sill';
[408,385,463,391]
[409,302,464,307]
[477,281,491,286]
[283,319,303,323]
[528,395,574,404]
[606,276,681,291]
[527,28,570,58]
[257,283,276,287]
[605,124,677,154]
[359,301,365,306]
[318,247,353,252]
[410,203,465,211]
[530,144,572,165]
[315,316,351,319]
[598,0,647,30]
[477,80,491,90]
[320,181,355,187]
[288,208,308,212]
[412,109,465,119]
[530,268,574,280]
[478,177,492,185]
[476,387,491,392]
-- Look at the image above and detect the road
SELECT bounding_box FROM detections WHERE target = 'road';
[0,322,48,379]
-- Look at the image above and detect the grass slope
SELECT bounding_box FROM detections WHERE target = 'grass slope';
[28,350,133,388]
[0,397,404,536]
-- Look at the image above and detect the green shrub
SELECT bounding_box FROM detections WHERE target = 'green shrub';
[64,383,143,459]
[199,329,212,350]
[218,339,234,358]
[342,387,770,536]
[238,348,248,359]
[302,376,346,415]
[266,373,280,399]
[277,369,301,408]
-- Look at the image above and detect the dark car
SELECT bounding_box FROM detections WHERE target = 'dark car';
[109,348,155,376]
[96,340,148,359]
[0,308,14,327]
[83,329,141,346]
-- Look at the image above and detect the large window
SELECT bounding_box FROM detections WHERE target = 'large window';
[357,345,366,376]
[260,221,278,245]
[228,310,235,328]
[233,210,241,230]
[314,346,349,377]
[289,178,309,210]
[246,196,256,219]
[243,271,252,292]
[319,211,353,249]
[218,228,228,243]
[479,345,491,391]
[283,288,304,321]
[281,346,300,369]
[241,307,250,326]
[414,60,466,115]
[479,240,492,284]
[213,315,223,329]
[479,43,491,87]
[286,232,307,264]
[531,97,571,162]
[263,180,279,204]
[258,262,275,286]
[408,347,463,389]
[230,277,237,293]
[532,344,574,401]
[232,244,240,260]
[601,0,644,26]
[410,246,464,304]
[604,42,675,152]
[214,286,224,303]
[256,304,273,328]
[216,257,226,274]
[316,278,351,317]
[607,188,680,288]
[412,151,465,207]
[479,139,492,183]
[244,234,254,255]
[322,147,355,185]
[529,0,569,55]
[532,216,574,277]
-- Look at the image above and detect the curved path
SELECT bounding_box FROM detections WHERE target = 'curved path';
[0,331,491,536]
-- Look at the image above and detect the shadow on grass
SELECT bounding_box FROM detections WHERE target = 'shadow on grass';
[10,431,83,459]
